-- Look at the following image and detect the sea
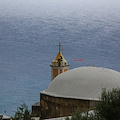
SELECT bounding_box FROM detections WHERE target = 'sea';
[0,0,120,117]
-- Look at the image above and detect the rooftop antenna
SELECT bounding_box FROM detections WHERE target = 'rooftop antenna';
[57,42,63,54]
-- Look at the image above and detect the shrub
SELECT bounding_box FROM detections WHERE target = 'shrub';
[65,110,104,120]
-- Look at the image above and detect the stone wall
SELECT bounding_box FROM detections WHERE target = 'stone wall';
[32,102,41,117]
[40,93,95,119]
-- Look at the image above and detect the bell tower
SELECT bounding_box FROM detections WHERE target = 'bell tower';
[50,43,70,81]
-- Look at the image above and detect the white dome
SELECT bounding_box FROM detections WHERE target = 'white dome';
[42,67,120,101]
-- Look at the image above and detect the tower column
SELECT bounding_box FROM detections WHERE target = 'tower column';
[51,68,53,80]
[58,69,60,74]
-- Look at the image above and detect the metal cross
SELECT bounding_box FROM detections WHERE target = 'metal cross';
[57,42,63,53]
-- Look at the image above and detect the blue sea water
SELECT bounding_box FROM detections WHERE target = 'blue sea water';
[0,0,120,116]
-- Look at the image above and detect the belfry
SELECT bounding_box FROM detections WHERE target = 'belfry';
[50,43,70,80]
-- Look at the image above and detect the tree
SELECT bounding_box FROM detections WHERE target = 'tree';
[96,88,120,120]
[13,103,32,120]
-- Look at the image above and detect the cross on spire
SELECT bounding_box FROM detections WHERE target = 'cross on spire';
[57,42,63,53]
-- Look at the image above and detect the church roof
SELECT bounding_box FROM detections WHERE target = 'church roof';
[41,67,120,101]
[52,52,67,63]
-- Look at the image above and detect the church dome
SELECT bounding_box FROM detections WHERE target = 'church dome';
[42,67,120,101]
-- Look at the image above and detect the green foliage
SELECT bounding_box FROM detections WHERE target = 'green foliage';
[13,102,32,120]
[87,110,105,120]
[65,110,104,120]
[71,110,83,120]
[96,88,120,120]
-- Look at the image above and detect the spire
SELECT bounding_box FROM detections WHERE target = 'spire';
[52,52,67,66]
[57,42,63,54]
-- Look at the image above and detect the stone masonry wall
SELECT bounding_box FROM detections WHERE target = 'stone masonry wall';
[40,93,95,119]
